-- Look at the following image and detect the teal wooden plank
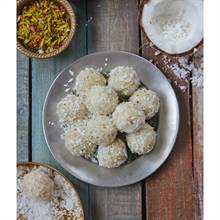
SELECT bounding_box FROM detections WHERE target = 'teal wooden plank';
[31,1,90,219]
[17,52,30,161]
[87,1,142,220]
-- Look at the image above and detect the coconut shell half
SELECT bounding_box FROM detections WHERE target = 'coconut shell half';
[140,0,203,55]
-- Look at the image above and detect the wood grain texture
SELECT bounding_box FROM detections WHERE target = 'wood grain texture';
[31,1,90,219]
[87,0,140,54]
[141,37,195,220]
[192,86,203,220]
[17,52,30,161]
[87,1,142,220]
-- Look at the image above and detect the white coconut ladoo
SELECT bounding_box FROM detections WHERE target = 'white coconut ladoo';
[108,66,140,96]
[56,94,88,126]
[87,115,117,145]
[141,0,203,55]
[74,67,106,96]
[86,85,119,115]
[126,123,157,155]
[129,88,160,119]
[22,170,54,200]
[64,120,97,158]
[112,102,146,133]
[97,138,128,168]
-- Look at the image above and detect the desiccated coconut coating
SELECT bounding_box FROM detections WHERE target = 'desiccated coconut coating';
[87,115,117,145]
[129,88,160,119]
[112,102,146,133]
[86,85,119,115]
[74,68,106,96]
[97,138,128,168]
[56,94,88,126]
[126,123,156,155]
[21,170,54,200]
[64,120,97,158]
[108,66,140,96]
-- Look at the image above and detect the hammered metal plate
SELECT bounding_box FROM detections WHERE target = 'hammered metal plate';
[43,51,179,187]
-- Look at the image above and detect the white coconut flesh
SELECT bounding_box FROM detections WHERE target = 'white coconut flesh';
[141,0,203,54]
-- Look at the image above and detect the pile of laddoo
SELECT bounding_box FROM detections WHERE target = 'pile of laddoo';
[56,66,160,168]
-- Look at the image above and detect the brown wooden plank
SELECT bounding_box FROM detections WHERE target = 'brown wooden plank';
[17,52,30,161]
[192,82,203,220]
[141,36,195,220]
[87,1,142,220]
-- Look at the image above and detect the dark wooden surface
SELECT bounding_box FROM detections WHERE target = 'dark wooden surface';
[17,1,203,219]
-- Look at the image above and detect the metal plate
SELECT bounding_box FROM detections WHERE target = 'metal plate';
[43,51,179,187]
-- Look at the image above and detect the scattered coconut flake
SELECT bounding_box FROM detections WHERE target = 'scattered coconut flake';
[96,67,103,72]
[64,83,69,87]
[154,50,161,56]
[64,88,71,93]
[68,78,74,83]
[69,70,74,76]
[163,55,167,59]
[191,69,203,87]
[149,42,154,47]
[179,85,188,92]
[194,48,198,53]
[87,17,93,23]
[162,46,203,89]
[105,57,108,62]
[48,121,55,126]
[85,17,93,26]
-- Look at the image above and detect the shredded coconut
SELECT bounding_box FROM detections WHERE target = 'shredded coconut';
[69,70,74,76]
[68,78,74,83]
[64,88,71,93]
[154,50,161,56]
[162,46,203,90]
[159,11,190,42]
[17,165,83,220]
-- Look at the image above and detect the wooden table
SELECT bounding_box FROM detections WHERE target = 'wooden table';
[17,1,203,219]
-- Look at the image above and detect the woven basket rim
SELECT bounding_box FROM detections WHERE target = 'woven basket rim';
[17,0,76,59]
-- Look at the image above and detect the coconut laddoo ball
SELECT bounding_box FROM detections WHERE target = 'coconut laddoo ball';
[64,120,97,158]
[130,88,160,119]
[126,123,156,155]
[108,66,140,96]
[87,115,117,145]
[86,85,119,115]
[21,170,54,200]
[97,138,128,168]
[56,94,88,126]
[112,102,146,133]
[74,68,106,96]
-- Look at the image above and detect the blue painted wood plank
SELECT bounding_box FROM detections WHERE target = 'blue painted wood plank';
[17,52,30,161]
[31,1,90,219]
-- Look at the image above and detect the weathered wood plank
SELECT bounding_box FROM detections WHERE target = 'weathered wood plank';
[87,1,142,220]
[31,1,90,219]
[17,52,30,161]
[87,0,139,53]
[192,84,203,220]
[141,37,195,220]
